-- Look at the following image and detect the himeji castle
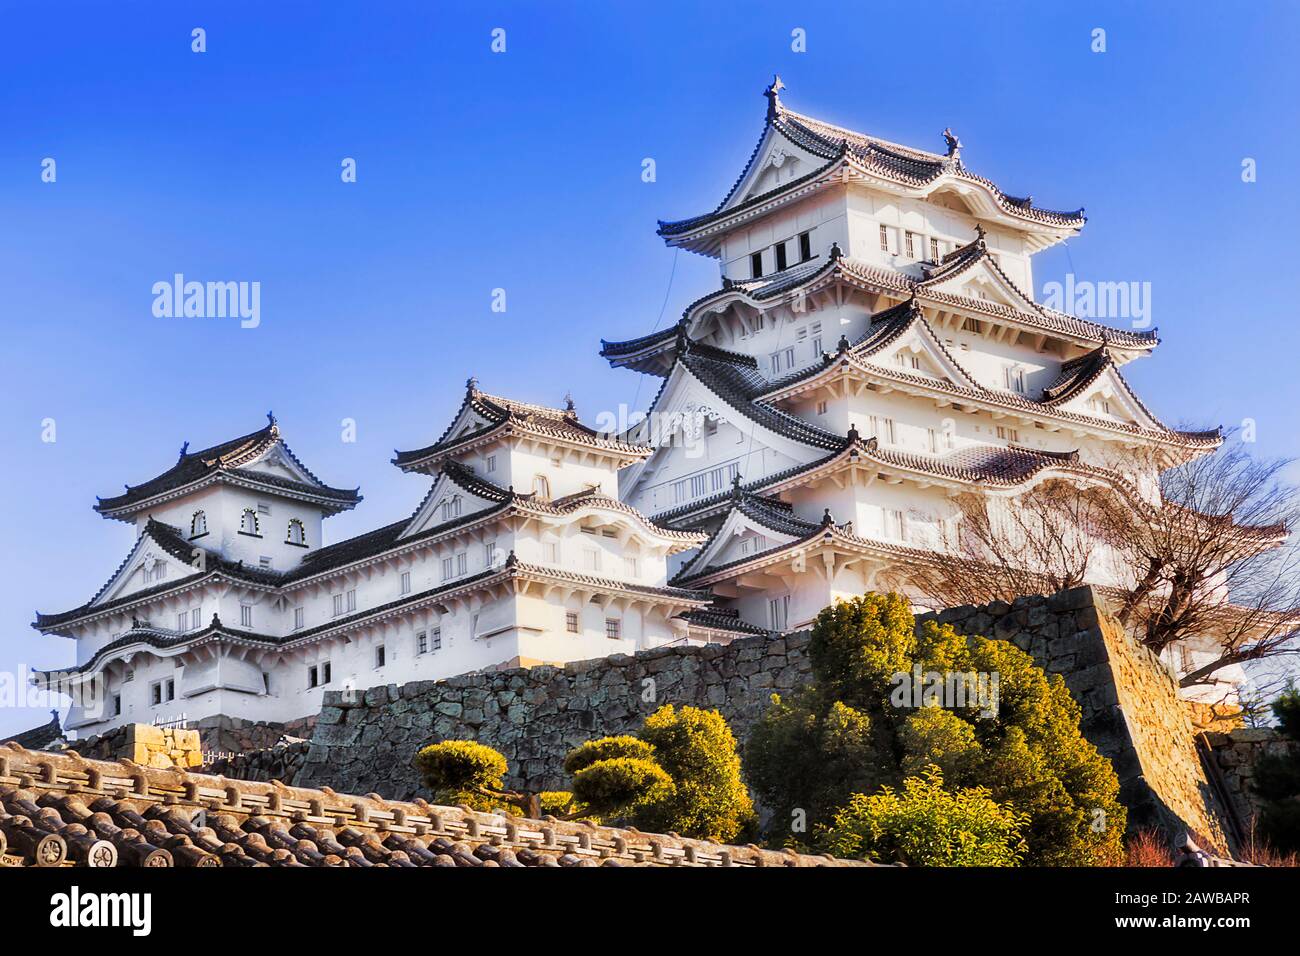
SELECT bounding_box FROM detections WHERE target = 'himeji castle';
[34,393,752,734]
[601,79,1238,690]
[33,80,1258,734]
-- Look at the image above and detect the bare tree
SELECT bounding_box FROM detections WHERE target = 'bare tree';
[910,440,1300,693]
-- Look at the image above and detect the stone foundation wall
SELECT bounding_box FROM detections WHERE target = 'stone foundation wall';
[298,633,813,798]
[296,586,1237,854]
[1205,727,1300,831]
[68,723,203,769]
[924,587,1234,854]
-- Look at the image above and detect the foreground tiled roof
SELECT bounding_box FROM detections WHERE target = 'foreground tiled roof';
[94,417,360,517]
[0,744,862,867]
[393,382,651,470]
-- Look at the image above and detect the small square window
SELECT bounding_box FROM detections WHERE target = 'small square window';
[605,618,621,640]
[416,631,428,655]
[257,502,271,515]
[308,665,319,689]
[566,611,580,634]
[816,400,828,416]
[431,628,442,651]
[485,455,497,473]
[259,555,273,569]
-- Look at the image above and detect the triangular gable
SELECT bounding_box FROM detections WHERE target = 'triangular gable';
[676,506,801,580]
[922,253,1039,315]
[621,362,818,508]
[399,469,502,539]
[1054,364,1164,430]
[91,528,203,608]
[719,123,835,213]
[859,315,982,390]
[238,441,324,487]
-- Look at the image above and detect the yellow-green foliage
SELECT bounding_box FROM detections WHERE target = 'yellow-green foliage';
[414,740,508,811]
[563,736,656,775]
[572,757,674,817]
[539,791,578,817]
[747,592,1127,866]
[821,767,1028,867]
[561,705,757,843]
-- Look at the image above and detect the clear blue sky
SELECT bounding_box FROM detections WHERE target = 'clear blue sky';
[2,2,1297,736]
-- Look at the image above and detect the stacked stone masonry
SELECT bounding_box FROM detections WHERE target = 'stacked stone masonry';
[297,585,1237,854]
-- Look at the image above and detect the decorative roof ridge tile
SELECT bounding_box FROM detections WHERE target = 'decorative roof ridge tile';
[0,744,866,867]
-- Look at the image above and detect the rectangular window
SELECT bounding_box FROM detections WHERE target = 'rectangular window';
[624,556,639,578]
[584,548,601,572]
[374,645,386,668]
[811,336,822,356]
[930,237,940,260]
[1004,365,1026,393]
[928,428,940,454]
[177,612,188,632]
[322,661,331,684]
[996,426,1021,442]
[430,628,442,651]
[768,595,790,630]
[485,454,497,473]
[400,571,411,595]
[259,555,273,570]
[799,231,812,261]
[456,552,467,576]
[333,593,345,616]
[307,665,319,689]
[191,607,202,631]
[257,502,271,515]
[605,618,622,640]
[775,241,788,271]
[442,556,454,581]
[566,611,580,634]
[347,589,356,612]
[879,224,889,251]
[112,694,121,716]
[750,251,763,278]
[904,231,916,258]
[240,604,253,627]
[151,681,162,705]
[124,669,135,683]
[416,631,428,655]
[484,542,498,568]
[545,540,560,564]
[150,679,174,705]
[961,317,982,334]
[885,509,906,540]
[294,607,304,630]
[784,347,795,368]
[816,400,828,415]
[769,352,781,375]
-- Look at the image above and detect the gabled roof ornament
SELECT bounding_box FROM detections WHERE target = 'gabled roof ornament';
[466,376,479,395]
[763,74,786,120]
[504,549,519,569]
[942,127,963,163]
[731,472,745,500]
[837,333,851,353]
[846,423,860,444]
[266,411,276,426]
[828,241,844,262]
[178,441,189,461]
[563,392,577,416]
[821,508,835,527]
[973,222,987,244]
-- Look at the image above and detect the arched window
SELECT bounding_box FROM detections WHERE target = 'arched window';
[533,475,551,500]
[190,510,208,537]
[286,518,306,546]
[240,508,260,536]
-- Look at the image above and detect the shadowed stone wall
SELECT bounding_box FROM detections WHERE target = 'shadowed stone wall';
[296,586,1237,853]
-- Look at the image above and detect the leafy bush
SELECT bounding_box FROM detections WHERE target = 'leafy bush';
[414,740,510,811]
[821,767,1027,867]
[747,592,1126,866]
[562,705,756,842]
[1254,687,1300,854]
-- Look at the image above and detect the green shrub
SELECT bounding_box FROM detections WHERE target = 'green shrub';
[563,735,656,775]
[572,757,674,817]
[821,767,1028,867]
[747,592,1126,865]
[414,740,509,810]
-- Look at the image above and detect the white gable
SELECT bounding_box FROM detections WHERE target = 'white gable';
[678,506,800,579]
[722,126,832,211]
[92,531,199,608]
[400,471,500,539]
[1056,366,1160,430]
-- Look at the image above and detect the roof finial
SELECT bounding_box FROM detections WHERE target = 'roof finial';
[764,74,786,119]
[564,392,576,415]
[466,376,478,394]
[821,508,835,527]
[178,441,189,460]
[973,222,986,243]
[942,127,962,161]
[837,333,851,353]
[828,241,843,262]
[731,472,744,499]
[847,423,860,444]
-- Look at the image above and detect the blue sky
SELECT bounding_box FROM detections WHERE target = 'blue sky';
[1,2,1297,736]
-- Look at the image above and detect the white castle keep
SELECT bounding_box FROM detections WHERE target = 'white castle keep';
[34,80,1243,733]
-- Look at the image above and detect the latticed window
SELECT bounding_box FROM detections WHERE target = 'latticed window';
[605,618,621,640]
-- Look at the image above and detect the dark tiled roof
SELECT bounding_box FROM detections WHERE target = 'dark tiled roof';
[657,95,1086,240]
[0,745,859,867]
[678,340,844,451]
[94,419,360,517]
[0,713,63,750]
[393,383,651,470]
[676,608,769,636]
[33,519,282,630]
